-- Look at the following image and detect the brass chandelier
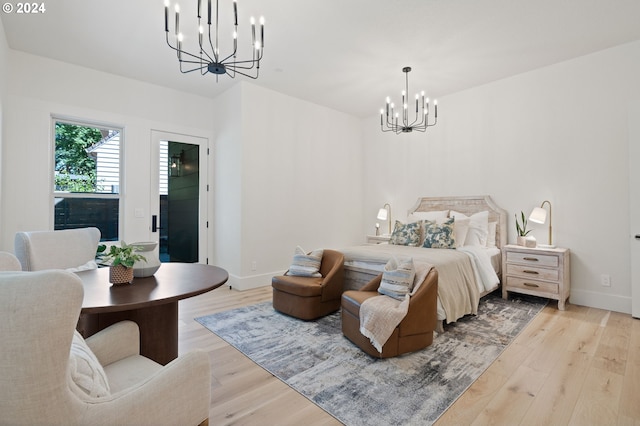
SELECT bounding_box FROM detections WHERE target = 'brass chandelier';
[381,67,438,134]
[164,0,264,79]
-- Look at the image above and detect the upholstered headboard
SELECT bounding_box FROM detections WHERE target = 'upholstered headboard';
[407,195,508,251]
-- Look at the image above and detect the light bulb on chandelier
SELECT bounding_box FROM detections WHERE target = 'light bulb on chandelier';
[164,0,264,80]
[380,67,438,134]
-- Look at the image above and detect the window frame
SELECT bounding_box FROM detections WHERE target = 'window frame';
[51,115,125,241]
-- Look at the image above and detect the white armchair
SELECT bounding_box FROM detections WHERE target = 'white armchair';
[14,227,101,271]
[0,270,211,426]
[0,251,21,271]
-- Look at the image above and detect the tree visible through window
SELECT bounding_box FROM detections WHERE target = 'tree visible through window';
[53,119,122,241]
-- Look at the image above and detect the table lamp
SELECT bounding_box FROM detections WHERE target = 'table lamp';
[377,203,392,235]
[529,200,554,248]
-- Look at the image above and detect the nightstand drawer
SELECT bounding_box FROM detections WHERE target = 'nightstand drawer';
[506,251,559,268]
[506,264,559,282]
[506,276,559,294]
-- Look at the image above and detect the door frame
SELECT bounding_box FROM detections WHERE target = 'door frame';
[150,130,208,264]
[629,102,640,318]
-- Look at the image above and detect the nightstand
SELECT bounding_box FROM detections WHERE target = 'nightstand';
[502,244,571,310]
[366,235,391,245]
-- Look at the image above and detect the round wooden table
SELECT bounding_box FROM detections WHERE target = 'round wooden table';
[76,263,228,365]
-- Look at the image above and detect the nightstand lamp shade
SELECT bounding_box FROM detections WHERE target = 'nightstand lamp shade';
[377,203,392,235]
[529,200,555,248]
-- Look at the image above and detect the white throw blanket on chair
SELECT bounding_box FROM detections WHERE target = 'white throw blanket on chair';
[359,263,432,353]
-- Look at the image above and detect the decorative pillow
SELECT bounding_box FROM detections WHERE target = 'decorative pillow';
[450,210,489,247]
[66,260,98,273]
[389,221,422,247]
[285,246,323,277]
[406,210,449,224]
[378,257,416,300]
[453,217,470,248]
[69,330,110,398]
[422,217,456,249]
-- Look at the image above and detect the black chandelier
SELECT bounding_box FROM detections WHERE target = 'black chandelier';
[164,0,264,79]
[380,67,437,134]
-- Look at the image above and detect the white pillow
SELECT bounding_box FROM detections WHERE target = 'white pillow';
[407,210,449,224]
[285,246,323,277]
[69,330,110,398]
[452,217,470,249]
[378,257,415,300]
[450,210,489,247]
[66,259,98,273]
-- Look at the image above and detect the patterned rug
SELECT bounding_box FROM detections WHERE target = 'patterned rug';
[196,291,546,425]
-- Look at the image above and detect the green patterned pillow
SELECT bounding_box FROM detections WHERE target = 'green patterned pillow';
[422,217,456,249]
[389,220,422,246]
[378,257,416,300]
[286,246,323,277]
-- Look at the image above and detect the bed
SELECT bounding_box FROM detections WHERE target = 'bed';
[340,195,508,327]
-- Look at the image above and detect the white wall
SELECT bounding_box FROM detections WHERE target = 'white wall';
[1,50,215,254]
[1,48,364,290]
[213,82,364,290]
[363,40,640,314]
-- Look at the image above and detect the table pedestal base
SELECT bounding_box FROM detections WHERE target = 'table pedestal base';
[78,302,178,365]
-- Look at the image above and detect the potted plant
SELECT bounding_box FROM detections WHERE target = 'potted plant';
[99,241,147,285]
[515,211,537,247]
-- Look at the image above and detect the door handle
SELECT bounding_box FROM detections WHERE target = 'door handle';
[152,215,162,233]
[636,234,640,239]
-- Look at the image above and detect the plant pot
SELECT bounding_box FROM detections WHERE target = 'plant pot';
[131,241,161,277]
[517,236,527,246]
[525,235,537,248]
[109,265,134,285]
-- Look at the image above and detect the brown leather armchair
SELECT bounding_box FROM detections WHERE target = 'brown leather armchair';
[272,249,344,320]
[341,268,438,358]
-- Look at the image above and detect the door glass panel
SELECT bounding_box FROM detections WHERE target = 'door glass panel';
[158,141,200,263]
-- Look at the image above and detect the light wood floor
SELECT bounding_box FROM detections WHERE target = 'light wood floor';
[178,285,640,425]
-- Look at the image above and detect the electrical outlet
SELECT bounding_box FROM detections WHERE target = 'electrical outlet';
[251,261,257,271]
[601,274,611,287]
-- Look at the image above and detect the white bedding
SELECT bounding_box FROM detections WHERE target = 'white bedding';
[340,244,501,323]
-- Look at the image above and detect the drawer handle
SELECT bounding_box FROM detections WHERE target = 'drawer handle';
[523,270,539,275]
[523,282,540,288]
[523,257,539,261]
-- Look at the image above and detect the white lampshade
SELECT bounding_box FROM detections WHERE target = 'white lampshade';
[377,208,388,221]
[529,207,547,224]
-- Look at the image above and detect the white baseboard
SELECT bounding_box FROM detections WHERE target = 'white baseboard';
[569,289,632,314]
[226,271,285,291]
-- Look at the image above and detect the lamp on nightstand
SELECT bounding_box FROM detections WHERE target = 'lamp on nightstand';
[529,200,555,248]
[377,203,392,236]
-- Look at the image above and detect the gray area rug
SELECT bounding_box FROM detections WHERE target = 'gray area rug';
[196,291,546,425]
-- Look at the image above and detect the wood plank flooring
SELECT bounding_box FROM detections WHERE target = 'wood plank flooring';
[178,285,640,425]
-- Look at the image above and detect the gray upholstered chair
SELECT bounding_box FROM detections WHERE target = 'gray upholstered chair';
[0,270,211,426]
[0,251,21,271]
[14,227,101,271]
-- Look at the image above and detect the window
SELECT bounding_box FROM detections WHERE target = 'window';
[53,118,122,241]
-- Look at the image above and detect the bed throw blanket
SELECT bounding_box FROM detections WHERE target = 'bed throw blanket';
[359,263,432,353]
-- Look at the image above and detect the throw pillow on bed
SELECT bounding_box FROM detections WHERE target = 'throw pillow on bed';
[285,246,323,277]
[422,217,456,249]
[379,257,416,300]
[450,210,489,247]
[389,220,422,246]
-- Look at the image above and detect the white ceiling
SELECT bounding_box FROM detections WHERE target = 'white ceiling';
[2,0,640,118]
